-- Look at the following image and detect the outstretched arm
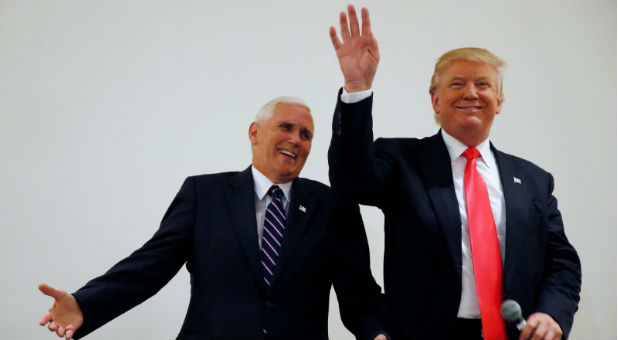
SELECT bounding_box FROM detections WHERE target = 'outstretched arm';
[38,177,196,339]
[329,5,379,92]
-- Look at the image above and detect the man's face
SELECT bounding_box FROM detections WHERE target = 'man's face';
[249,103,314,183]
[431,59,503,146]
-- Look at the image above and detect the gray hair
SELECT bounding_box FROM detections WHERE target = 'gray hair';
[255,96,310,124]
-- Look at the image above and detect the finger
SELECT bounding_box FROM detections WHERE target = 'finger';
[40,311,53,326]
[545,330,556,340]
[39,283,61,299]
[347,4,360,37]
[49,321,58,332]
[554,328,563,340]
[530,323,548,340]
[339,11,350,41]
[329,26,342,50]
[57,326,65,338]
[373,334,387,340]
[361,7,372,35]
[527,315,540,328]
[519,324,533,340]
[65,325,76,340]
[550,319,563,339]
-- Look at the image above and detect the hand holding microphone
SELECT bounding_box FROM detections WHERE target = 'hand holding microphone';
[501,299,563,340]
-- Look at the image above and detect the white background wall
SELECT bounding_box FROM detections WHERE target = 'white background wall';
[1,0,615,339]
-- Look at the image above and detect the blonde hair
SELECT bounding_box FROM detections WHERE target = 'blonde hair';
[429,47,505,101]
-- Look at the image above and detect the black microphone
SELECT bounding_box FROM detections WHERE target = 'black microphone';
[501,299,527,331]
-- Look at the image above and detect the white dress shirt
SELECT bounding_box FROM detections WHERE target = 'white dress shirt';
[441,131,506,318]
[340,89,506,319]
[251,166,292,248]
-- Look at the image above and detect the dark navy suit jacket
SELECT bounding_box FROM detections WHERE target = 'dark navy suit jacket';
[71,167,385,340]
[328,93,581,340]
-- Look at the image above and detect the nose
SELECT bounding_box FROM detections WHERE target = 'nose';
[288,131,301,147]
[462,83,479,100]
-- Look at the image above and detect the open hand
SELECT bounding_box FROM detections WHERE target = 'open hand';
[38,283,83,340]
[329,5,380,92]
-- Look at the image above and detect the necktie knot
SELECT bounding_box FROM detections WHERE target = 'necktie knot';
[268,185,283,200]
[463,147,481,161]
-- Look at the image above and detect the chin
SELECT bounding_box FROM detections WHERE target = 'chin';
[274,170,296,182]
[458,118,485,130]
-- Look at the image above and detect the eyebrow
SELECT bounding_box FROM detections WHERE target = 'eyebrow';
[449,75,490,80]
[278,121,313,137]
[301,127,313,139]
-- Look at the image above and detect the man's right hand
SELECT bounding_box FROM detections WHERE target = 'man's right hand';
[329,5,380,92]
[38,283,83,340]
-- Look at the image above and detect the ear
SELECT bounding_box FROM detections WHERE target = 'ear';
[248,122,259,145]
[495,97,503,115]
[430,91,440,114]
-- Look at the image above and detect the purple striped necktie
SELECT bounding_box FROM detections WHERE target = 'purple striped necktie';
[260,185,287,286]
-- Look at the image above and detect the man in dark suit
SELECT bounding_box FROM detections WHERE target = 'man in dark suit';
[38,97,388,340]
[327,5,581,340]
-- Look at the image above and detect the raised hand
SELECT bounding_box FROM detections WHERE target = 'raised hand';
[329,5,380,92]
[38,283,83,340]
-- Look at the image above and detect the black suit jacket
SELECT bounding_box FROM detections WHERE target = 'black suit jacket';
[328,93,581,340]
[71,167,385,340]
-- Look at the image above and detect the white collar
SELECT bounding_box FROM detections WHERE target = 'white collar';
[251,166,293,201]
[441,130,494,168]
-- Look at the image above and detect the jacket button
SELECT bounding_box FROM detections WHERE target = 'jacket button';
[262,328,268,334]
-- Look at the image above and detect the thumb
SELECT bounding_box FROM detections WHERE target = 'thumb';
[38,283,62,299]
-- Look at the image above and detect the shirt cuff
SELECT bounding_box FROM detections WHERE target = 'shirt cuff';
[341,87,373,103]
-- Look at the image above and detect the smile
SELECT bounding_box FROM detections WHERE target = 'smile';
[455,106,482,111]
[277,149,297,159]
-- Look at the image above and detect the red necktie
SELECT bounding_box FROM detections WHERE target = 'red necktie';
[463,147,507,340]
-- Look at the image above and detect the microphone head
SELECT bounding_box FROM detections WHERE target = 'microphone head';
[501,299,522,322]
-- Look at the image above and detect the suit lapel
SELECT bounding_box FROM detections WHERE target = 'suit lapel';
[268,178,315,291]
[418,131,462,278]
[225,166,264,289]
[492,145,529,294]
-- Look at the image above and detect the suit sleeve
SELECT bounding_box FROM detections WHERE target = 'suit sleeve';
[71,177,196,339]
[534,173,581,339]
[328,89,394,208]
[332,200,389,340]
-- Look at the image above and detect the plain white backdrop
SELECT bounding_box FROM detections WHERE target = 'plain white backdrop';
[1,0,615,339]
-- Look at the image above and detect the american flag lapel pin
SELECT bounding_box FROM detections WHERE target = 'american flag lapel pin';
[298,205,306,213]
[513,177,522,184]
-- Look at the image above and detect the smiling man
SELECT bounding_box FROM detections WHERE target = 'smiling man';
[249,101,314,183]
[38,97,388,340]
[327,5,581,340]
